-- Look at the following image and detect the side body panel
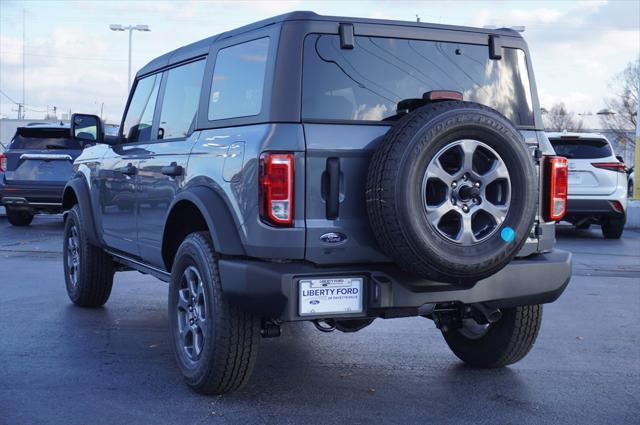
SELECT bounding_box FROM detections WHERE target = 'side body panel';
[136,134,199,268]
[95,145,142,256]
[189,124,306,260]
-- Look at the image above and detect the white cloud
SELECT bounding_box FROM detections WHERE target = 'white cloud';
[0,35,22,66]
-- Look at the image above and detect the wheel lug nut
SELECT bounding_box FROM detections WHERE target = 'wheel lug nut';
[452,181,458,188]
[189,319,194,325]
[188,305,193,311]
[451,198,456,205]
[463,174,469,181]
[474,182,480,188]
[462,205,469,213]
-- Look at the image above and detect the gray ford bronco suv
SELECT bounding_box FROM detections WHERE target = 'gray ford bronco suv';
[63,12,572,394]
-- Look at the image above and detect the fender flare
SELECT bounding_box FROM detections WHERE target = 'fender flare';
[166,186,245,256]
[62,177,101,246]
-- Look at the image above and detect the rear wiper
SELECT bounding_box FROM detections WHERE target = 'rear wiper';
[46,144,67,150]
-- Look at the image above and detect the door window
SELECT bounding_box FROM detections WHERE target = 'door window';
[122,73,161,143]
[208,37,270,120]
[157,59,206,140]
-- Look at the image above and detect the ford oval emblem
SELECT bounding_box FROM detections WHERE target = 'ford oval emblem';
[320,232,347,245]
[309,300,320,305]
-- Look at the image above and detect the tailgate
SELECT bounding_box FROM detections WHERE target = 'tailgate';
[567,158,617,196]
[304,123,391,265]
[4,150,76,186]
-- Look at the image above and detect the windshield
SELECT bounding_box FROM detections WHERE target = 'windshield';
[549,138,613,159]
[302,34,535,126]
[9,127,81,150]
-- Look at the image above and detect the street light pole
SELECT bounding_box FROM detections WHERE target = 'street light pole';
[128,28,133,89]
[109,24,151,90]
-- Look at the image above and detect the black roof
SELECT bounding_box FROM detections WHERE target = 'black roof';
[136,10,522,77]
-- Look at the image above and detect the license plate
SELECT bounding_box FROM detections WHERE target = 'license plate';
[298,278,363,316]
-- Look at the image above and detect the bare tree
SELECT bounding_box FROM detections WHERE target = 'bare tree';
[543,103,583,132]
[600,59,639,145]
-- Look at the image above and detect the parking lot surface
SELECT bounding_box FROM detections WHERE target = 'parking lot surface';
[1,215,639,424]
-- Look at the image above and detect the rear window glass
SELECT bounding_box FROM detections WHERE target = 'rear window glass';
[302,35,534,126]
[549,138,613,159]
[9,128,80,150]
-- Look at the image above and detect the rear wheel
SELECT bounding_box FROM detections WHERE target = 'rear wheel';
[442,305,542,368]
[63,205,115,307]
[6,208,34,226]
[169,232,260,395]
[601,216,625,239]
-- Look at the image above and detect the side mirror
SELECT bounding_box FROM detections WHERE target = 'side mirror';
[616,155,624,163]
[71,113,108,145]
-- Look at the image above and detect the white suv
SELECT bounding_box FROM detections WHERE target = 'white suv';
[547,132,627,238]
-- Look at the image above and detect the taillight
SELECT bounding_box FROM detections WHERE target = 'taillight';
[543,156,568,221]
[259,152,294,226]
[591,162,626,173]
[0,154,6,172]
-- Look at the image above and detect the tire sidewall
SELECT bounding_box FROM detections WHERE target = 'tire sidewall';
[169,235,218,385]
[395,105,537,278]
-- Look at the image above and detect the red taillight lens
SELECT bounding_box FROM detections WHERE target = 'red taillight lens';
[259,152,294,226]
[543,156,568,221]
[0,154,6,172]
[591,162,626,173]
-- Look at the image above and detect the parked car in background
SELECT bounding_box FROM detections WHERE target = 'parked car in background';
[0,122,87,226]
[628,168,635,198]
[547,132,627,238]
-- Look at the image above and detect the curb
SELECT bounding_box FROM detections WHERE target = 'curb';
[626,200,640,229]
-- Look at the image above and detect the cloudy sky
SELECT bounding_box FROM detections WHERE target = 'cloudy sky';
[0,0,638,123]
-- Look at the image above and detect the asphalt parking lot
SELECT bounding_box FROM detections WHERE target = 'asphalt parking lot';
[1,215,638,425]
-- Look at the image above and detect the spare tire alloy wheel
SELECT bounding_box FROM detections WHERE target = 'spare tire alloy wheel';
[366,101,537,283]
[424,139,510,245]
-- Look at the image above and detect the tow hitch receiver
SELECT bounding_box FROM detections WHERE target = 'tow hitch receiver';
[431,303,502,332]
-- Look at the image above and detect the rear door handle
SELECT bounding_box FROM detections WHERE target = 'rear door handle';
[122,163,137,176]
[161,163,183,177]
[326,158,340,220]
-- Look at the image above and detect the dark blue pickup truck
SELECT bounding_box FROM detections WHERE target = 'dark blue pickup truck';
[0,123,86,226]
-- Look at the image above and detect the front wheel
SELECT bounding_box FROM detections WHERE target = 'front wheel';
[6,208,34,226]
[63,205,115,307]
[442,304,542,368]
[169,232,260,395]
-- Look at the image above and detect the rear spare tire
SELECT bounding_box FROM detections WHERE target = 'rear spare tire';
[366,101,537,283]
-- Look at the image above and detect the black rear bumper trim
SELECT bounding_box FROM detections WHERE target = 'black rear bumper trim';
[218,250,572,321]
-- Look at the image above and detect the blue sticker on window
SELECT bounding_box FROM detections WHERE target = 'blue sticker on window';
[501,227,515,243]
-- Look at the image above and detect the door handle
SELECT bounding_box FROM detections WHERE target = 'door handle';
[161,163,183,177]
[122,163,137,176]
[326,158,340,220]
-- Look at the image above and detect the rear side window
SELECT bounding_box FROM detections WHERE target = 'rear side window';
[302,35,534,126]
[122,73,161,143]
[158,59,206,140]
[208,37,269,120]
[549,138,613,159]
[9,127,80,150]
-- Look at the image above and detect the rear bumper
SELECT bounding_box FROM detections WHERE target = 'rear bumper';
[566,198,625,219]
[218,250,572,321]
[0,184,64,211]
